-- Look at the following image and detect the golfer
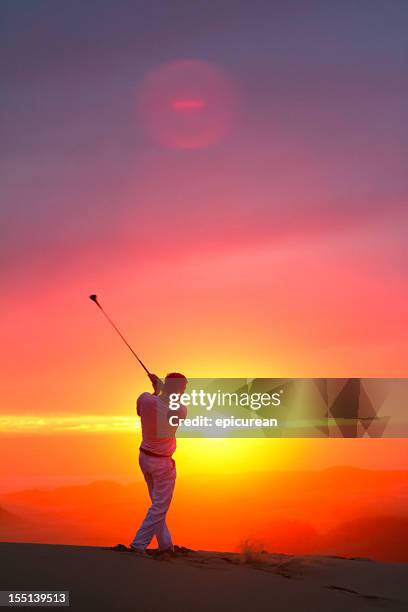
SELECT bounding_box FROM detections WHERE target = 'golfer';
[131,372,188,553]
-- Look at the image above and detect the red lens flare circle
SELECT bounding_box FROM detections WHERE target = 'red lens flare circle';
[139,59,236,150]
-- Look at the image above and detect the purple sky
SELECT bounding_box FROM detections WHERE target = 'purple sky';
[1,0,407,294]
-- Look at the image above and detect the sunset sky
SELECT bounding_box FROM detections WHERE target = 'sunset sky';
[1,1,408,494]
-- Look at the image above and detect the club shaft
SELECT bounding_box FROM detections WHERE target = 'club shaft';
[96,303,150,375]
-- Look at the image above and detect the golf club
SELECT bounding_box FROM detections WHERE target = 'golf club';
[89,294,151,376]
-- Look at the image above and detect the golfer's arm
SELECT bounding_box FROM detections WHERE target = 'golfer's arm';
[136,396,142,417]
[177,404,187,419]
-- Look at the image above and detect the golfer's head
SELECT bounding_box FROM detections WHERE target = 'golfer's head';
[164,372,188,395]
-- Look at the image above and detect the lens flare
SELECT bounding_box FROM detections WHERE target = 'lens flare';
[138,59,236,149]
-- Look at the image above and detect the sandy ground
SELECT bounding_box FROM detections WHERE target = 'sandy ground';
[0,542,407,611]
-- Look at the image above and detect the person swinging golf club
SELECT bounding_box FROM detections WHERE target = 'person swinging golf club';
[88,295,187,554]
[130,372,188,554]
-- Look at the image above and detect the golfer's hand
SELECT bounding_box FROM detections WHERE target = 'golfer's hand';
[149,373,163,395]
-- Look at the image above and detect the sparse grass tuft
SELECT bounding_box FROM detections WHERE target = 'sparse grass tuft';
[239,539,266,565]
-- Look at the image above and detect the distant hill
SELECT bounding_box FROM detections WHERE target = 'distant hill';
[319,515,408,563]
[0,506,30,541]
[0,506,26,526]
[1,469,407,559]
[3,480,136,507]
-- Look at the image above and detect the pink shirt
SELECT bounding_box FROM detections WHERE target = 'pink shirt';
[137,392,187,457]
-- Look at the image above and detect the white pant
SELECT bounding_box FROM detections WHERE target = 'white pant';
[132,452,176,551]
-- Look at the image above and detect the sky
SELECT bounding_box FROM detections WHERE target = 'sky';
[1,0,408,489]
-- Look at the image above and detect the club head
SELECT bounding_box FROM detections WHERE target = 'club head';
[89,294,98,303]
